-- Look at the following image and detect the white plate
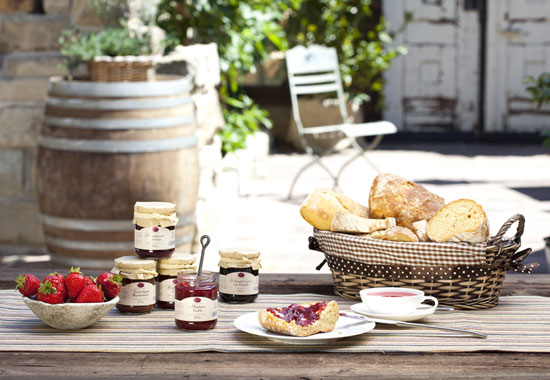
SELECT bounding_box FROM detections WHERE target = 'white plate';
[350,302,436,322]
[234,311,375,345]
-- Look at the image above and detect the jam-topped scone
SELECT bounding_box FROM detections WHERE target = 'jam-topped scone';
[258,301,339,337]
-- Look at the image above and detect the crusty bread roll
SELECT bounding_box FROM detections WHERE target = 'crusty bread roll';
[412,220,429,242]
[331,212,396,234]
[300,188,369,230]
[369,226,419,242]
[427,199,489,243]
[369,173,445,230]
[258,301,339,337]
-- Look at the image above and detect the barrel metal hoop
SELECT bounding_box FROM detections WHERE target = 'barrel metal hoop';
[45,95,192,110]
[45,232,194,251]
[40,213,195,231]
[48,75,192,98]
[44,115,194,129]
[38,134,197,153]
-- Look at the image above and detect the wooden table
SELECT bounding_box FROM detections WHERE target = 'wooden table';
[1,269,549,379]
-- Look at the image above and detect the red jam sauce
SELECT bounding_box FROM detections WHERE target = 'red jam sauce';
[372,291,417,297]
[267,302,327,327]
[175,272,217,330]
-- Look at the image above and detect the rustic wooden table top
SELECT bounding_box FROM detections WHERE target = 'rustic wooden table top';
[1,269,549,380]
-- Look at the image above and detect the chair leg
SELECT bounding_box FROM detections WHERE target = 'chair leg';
[287,152,338,200]
[333,136,382,186]
[351,136,382,172]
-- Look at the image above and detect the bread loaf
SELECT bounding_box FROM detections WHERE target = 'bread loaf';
[369,173,445,230]
[300,188,369,230]
[412,220,429,242]
[258,301,339,337]
[331,212,396,234]
[369,226,419,242]
[427,199,489,243]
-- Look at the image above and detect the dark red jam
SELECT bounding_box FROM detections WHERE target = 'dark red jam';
[175,272,217,330]
[267,302,327,327]
[134,225,175,259]
[219,266,259,303]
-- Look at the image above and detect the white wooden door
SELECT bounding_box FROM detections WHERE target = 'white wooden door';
[485,0,550,132]
[383,0,480,132]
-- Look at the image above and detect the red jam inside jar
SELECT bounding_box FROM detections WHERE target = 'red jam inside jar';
[267,302,328,327]
[175,271,218,330]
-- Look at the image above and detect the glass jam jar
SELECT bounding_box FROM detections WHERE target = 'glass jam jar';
[133,201,178,259]
[156,253,196,309]
[218,248,261,303]
[113,256,158,314]
[175,271,218,330]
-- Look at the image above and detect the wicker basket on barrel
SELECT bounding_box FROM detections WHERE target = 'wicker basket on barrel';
[309,214,538,310]
[90,56,156,82]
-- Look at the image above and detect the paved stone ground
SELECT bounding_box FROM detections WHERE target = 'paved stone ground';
[3,141,549,275]
[200,142,550,274]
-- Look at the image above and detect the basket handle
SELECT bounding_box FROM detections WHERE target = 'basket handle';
[489,214,525,245]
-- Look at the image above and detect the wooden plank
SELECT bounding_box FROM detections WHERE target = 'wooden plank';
[0,352,549,379]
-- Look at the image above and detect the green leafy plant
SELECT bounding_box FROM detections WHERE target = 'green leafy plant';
[156,0,299,155]
[525,73,550,148]
[156,0,403,155]
[59,26,154,74]
[284,0,406,109]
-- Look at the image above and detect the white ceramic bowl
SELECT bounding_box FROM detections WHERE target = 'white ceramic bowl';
[22,296,119,330]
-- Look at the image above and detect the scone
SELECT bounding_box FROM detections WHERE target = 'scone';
[258,301,339,337]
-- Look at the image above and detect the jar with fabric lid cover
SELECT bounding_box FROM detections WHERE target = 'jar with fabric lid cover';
[113,256,157,314]
[133,201,178,259]
[156,253,196,309]
[218,247,261,303]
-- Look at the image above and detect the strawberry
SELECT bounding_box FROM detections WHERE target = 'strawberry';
[64,267,87,302]
[76,284,104,303]
[96,272,122,301]
[43,272,67,301]
[35,280,65,304]
[15,273,40,297]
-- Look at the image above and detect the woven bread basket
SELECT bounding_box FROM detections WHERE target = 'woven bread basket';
[90,56,156,82]
[309,214,538,310]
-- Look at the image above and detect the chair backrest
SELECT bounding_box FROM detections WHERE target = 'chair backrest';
[285,45,348,133]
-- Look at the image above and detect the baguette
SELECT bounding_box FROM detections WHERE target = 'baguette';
[369,226,419,242]
[258,301,339,337]
[427,199,489,243]
[300,188,369,230]
[330,212,396,234]
[369,173,445,230]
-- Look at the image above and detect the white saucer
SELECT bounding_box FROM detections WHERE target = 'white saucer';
[234,311,375,345]
[350,303,436,322]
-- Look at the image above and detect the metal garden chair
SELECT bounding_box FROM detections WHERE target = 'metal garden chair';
[285,44,397,199]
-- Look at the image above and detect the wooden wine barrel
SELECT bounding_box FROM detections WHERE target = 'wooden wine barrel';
[37,75,199,269]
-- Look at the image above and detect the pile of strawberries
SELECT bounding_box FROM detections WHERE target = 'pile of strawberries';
[16,267,122,304]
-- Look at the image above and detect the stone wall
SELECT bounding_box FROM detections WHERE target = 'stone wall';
[0,0,103,248]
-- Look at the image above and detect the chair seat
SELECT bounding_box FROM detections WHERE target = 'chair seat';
[301,121,397,138]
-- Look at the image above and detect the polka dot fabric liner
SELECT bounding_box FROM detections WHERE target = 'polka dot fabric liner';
[325,255,495,281]
[314,229,487,267]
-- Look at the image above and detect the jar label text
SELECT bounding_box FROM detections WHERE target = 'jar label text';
[175,297,218,321]
[219,272,259,295]
[135,226,175,250]
[119,281,155,306]
[157,278,177,302]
